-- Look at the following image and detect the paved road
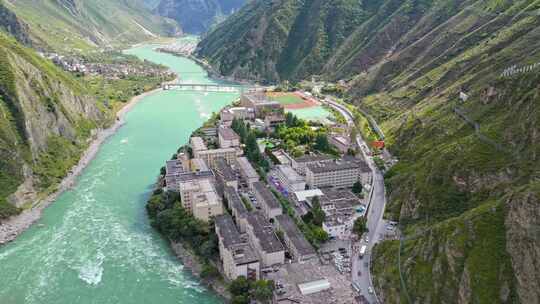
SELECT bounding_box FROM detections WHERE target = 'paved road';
[324,97,388,303]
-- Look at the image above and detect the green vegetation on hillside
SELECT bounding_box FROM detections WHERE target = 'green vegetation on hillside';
[199,0,540,302]
[0,30,173,221]
[6,0,179,51]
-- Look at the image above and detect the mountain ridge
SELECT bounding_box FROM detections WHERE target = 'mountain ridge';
[155,0,246,34]
[3,0,181,52]
[196,0,540,302]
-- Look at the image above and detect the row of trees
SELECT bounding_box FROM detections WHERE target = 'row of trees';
[231,117,270,171]
[229,277,274,304]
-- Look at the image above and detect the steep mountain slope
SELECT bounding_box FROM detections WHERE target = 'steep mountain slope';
[196,0,369,82]
[0,32,107,220]
[155,0,246,34]
[2,0,180,52]
[197,0,540,302]
[0,0,31,46]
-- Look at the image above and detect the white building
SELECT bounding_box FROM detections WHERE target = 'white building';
[305,160,361,189]
[291,154,334,175]
[253,182,282,220]
[275,165,306,193]
[218,126,241,148]
[215,215,260,280]
[195,148,237,169]
[190,136,207,153]
[220,107,255,126]
[236,157,259,189]
[245,213,285,267]
[179,178,224,222]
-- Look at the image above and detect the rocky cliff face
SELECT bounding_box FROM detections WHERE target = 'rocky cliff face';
[155,0,246,34]
[0,32,106,220]
[0,1,31,46]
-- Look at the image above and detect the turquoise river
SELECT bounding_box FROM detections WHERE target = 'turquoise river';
[0,43,236,304]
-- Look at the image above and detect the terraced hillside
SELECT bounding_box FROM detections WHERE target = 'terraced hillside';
[2,0,180,51]
[197,0,540,302]
[0,32,107,220]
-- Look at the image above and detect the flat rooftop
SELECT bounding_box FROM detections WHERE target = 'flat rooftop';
[176,170,214,183]
[165,159,184,176]
[246,213,284,253]
[225,186,248,215]
[215,157,236,181]
[276,165,304,183]
[306,160,360,174]
[320,188,357,202]
[342,155,371,173]
[293,189,323,202]
[294,154,333,164]
[218,126,240,141]
[236,157,259,179]
[253,181,281,210]
[190,136,207,152]
[275,214,316,257]
[215,214,243,248]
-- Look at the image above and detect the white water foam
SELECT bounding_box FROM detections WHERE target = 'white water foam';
[77,251,105,285]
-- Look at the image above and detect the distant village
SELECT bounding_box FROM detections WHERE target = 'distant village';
[40,52,175,80]
[157,90,397,303]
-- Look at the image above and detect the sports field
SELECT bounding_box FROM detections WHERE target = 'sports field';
[266,92,320,109]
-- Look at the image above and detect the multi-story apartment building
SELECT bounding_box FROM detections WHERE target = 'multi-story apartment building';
[214,157,238,195]
[291,154,334,175]
[190,136,207,154]
[236,157,259,189]
[195,148,237,169]
[253,181,282,219]
[220,106,255,126]
[215,215,260,281]
[305,160,361,189]
[218,126,241,148]
[245,213,285,267]
[240,92,283,118]
[275,165,306,193]
[224,186,249,232]
[179,178,223,222]
[274,214,316,263]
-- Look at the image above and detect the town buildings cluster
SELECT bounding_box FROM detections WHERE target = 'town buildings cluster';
[161,92,374,302]
[41,52,175,80]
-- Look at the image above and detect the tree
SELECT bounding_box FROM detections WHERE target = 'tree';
[310,226,329,244]
[353,217,368,238]
[352,181,363,194]
[314,133,330,152]
[251,280,274,302]
[245,132,261,164]
[310,196,326,227]
[200,262,219,279]
[231,295,249,304]
[229,276,251,296]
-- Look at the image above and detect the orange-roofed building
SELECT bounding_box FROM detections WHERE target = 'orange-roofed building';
[372,140,385,149]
